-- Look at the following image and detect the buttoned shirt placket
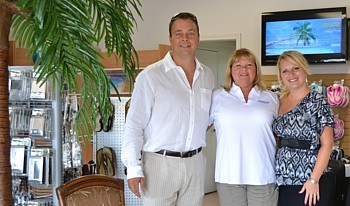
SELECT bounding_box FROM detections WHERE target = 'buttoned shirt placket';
[185,69,199,151]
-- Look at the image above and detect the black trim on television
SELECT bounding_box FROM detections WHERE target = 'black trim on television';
[261,7,348,66]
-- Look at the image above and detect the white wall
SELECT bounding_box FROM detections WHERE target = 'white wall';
[129,0,350,75]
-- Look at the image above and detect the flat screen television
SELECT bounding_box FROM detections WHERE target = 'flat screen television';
[261,7,348,66]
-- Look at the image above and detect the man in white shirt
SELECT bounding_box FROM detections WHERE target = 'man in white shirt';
[121,12,215,206]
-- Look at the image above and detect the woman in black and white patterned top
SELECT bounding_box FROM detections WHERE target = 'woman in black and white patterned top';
[273,50,334,206]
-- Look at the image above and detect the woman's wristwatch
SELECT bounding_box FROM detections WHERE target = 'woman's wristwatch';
[308,177,319,184]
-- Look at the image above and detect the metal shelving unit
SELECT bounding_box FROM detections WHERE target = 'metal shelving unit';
[9,66,61,206]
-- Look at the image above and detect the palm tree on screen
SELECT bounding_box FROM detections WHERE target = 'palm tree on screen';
[293,22,316,46]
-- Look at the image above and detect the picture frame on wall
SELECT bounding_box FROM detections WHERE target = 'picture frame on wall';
[109,74,128,94]
[105,68,142,96]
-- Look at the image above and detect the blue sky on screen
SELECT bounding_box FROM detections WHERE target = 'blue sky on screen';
[265,17,342,55]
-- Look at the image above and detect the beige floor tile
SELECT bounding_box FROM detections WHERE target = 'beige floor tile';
[203,192,219,206]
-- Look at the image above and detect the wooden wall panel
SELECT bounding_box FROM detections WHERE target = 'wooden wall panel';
[158,44,172,59]
[138,50,159,67]
[9,41,34,66]
[9,41,167,68]
[81,140,94,164]
[99,49,160,68]
[99,52,122,68]
[264,73,350,156]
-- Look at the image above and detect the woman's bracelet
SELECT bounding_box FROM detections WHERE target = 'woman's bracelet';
[308,177,319,184]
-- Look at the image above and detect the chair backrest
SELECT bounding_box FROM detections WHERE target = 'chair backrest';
[56,175,125,206]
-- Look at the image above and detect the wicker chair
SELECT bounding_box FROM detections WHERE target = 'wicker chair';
[56,175,125,206]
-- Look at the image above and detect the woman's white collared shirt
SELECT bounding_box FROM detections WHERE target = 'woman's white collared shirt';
[210,83,279,184]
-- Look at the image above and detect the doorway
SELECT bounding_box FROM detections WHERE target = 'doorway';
[198,40,237,88]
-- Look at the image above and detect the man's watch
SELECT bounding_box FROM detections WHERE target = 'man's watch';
[308,177,319,184]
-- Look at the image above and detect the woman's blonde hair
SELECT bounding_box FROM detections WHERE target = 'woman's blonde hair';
[222,48,266,91]
[277,50,311,97]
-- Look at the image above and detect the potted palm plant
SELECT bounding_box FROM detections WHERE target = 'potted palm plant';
[0,0,142,205]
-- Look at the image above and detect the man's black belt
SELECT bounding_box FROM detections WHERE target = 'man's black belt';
[155,147,202,158]
[279,138,311,150]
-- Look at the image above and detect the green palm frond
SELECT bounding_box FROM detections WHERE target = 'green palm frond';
[11,0,142,141]
[293,22,316,46]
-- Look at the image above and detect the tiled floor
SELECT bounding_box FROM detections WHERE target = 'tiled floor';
[203,192,220,206]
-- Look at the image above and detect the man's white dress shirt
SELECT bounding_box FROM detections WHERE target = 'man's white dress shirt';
[122,52,215,179]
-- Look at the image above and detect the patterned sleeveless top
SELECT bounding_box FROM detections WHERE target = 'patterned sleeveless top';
[273,91,334,186]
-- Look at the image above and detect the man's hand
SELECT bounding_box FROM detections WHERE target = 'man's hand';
[128,177,146,197]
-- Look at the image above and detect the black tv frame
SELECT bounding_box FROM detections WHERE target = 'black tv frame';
[261,7,348,66]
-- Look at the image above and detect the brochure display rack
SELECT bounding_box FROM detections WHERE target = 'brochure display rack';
[9,66,61,205]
